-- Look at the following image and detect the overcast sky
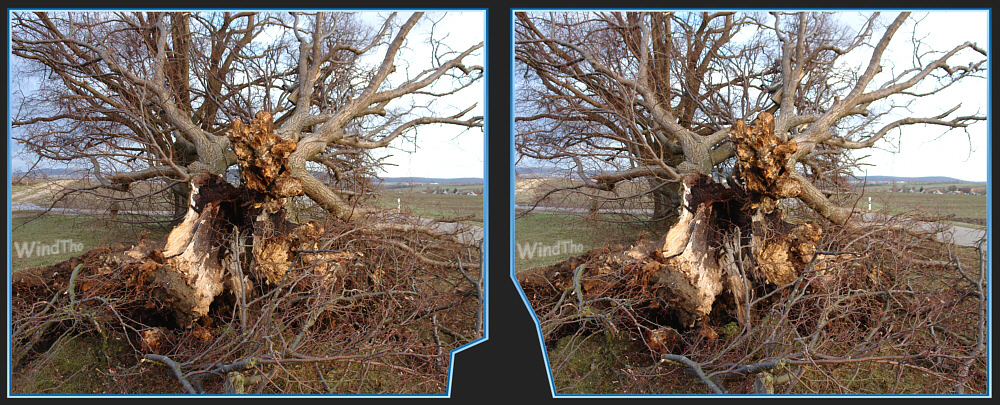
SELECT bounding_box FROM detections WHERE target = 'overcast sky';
[510,10,989,183]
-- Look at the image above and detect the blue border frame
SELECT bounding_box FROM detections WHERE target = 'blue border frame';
[7,8,488,398]
[509,7,992,399]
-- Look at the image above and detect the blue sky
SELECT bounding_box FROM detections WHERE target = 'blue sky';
[7,10,485,180]
[839,11,989,182]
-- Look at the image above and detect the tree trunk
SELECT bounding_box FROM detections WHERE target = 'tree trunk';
[518,112,822,332]
[649,180,681,230]
[148,111,334,327]
[154,173,241,326]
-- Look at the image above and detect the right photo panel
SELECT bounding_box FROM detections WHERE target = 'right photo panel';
[513,10,989,396]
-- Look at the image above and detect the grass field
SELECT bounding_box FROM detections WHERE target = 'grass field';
[862,182,986,193]
[857,190,987,228]
[381,182,482,193]
[515,177,653,209]
[10,212,172,273]
[10,181,482,275]
[513,212,653,273]
[375,188,484,224]
[513,176,989,273]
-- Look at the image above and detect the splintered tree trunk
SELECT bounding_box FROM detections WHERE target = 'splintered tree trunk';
[150,111,336,327]
[518,112,822,330]
[730,112,822,289]
[155,174,242,326]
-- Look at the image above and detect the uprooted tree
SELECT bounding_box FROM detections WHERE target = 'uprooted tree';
[13,11,482,222]
[515,11,985,225]
[11,11,483,394]
[515,11,987,394]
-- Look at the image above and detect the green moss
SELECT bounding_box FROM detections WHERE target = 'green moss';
[719,322,740,340]
[547,333,635,394]
[13,333,119,394]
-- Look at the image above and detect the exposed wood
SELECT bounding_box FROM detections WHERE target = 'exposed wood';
[148,112,367,326]
[730,112,821,286]
[730,112,801,204]
[228,111,303,199]
[152,173,242,327]
[654,174,732,327]
[518,111,825,342]
[142,112,317,327]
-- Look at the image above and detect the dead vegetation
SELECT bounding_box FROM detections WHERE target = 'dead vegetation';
[517,113,988,395]
[11,112,483,395]
[520,204,987,395]
[521,211,987,394]
[12,216,482,394]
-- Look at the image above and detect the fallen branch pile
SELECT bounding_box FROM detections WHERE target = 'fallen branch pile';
[517,113,988,394]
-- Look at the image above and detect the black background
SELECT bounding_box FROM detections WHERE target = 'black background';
[450,6,553,401]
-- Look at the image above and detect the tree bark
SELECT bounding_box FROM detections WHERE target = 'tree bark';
[518,112,823,332]
[148,111,335,327]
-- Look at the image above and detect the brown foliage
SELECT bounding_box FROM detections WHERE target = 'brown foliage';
[11,219,482,394]
[520,214,987,394]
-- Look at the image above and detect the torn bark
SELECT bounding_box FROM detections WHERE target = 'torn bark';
[147,112,333,326]
[153,173,242,326]
[730,112,821,286]
[228,111,304,199]
[518,112,822,337]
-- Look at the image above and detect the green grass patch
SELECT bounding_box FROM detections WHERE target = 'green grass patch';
[374,190,483,223]
[942,220,986,231]
[12,332,136,394]
[11,212,171,273]
[12,330,181,395]
[547,333,632,394]
[859,191,987,220]
[514,212,651,273]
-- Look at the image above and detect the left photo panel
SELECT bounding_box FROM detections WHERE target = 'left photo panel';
[9,10,484,396]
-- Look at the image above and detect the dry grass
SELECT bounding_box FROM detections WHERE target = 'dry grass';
[10,215,483,395]
[520,212,988,395]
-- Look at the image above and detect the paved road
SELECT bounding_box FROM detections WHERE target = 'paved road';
[11,204,174,217]
[12,204,483,246]
[516,205,986,248]
[420,218,483,246]
[369,211,483,245]
[857,213,986,248]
